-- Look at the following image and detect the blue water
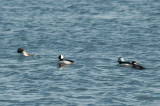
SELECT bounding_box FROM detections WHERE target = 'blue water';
[0,0,160,105]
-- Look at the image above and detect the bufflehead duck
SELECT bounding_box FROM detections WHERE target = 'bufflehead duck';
[118,57,132,67]
[17,48,34,56]
[58,55,74,65]
[132,61,145,70]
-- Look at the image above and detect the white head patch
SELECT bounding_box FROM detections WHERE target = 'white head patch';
[60,55,64,60]
[119,57,124,62]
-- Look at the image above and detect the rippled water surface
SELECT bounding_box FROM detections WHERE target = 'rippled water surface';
[0,0,160,105]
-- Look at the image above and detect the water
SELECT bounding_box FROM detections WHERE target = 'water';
[0,0,160,105]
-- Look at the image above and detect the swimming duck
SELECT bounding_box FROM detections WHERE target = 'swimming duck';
[58,55,74,65]
[132,61,145,70]
[118,57,132,67]
[17,48,34,56]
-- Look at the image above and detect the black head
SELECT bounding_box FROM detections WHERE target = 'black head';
[17,48,24,53]
[132,61,137,65]
[59,55,64,60]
